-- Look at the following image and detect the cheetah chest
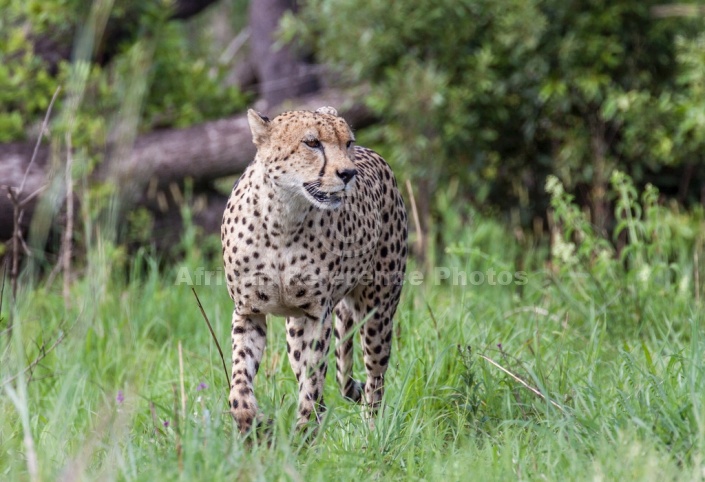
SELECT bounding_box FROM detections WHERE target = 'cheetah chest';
[223,198,379,318]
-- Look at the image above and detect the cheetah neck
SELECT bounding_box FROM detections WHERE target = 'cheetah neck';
[256,164,313,235]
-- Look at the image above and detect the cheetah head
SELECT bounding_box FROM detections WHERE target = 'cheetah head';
[247,106,358,210]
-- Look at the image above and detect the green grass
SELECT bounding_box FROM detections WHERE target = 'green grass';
[2,196,705,481]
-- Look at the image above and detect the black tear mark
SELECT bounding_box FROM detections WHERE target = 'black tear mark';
[318,145,328,178]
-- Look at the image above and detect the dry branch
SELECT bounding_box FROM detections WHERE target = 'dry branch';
[405,179,424,259]
[1,325,69,388]
[192,287,229,390]
[5,86,61,309]
[479,353,566,413]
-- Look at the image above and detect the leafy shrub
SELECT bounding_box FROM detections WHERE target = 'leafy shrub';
[546,171,705,329]
[286,0,705,223]
[0,0,247,145]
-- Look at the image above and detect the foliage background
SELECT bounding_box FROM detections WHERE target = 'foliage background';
[0,0,247,145]
[287,0,705,227]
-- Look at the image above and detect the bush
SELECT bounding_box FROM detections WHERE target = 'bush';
[546,171,705,329]
[286,0,705,224]
[0,0,247,145]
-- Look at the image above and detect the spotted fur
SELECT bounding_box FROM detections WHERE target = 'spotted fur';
[221,106,408,433]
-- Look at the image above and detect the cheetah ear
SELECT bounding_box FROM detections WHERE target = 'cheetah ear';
[247,109,270,147]
[315,106,338,117]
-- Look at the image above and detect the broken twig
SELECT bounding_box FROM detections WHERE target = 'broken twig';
[479,353,566,413]
[191,287,229,389]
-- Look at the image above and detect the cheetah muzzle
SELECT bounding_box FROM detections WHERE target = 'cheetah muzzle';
[303,179,344,207]
[221,106,408,433]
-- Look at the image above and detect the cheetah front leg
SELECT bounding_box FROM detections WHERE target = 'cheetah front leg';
[229,312,267,433]
[286,310,332,429]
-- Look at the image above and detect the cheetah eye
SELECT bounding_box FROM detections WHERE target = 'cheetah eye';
[304,139,321,149]
[346,140,354,148]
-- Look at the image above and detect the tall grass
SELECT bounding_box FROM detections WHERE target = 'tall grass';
[2,174,704,480]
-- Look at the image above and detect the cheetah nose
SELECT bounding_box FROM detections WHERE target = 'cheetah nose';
[337,168,358,185]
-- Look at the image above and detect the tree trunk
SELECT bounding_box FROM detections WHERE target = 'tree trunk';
[248,0,320,106]
[589,117,610,236]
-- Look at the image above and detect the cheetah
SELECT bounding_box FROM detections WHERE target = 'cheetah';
[221,106,407,433]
